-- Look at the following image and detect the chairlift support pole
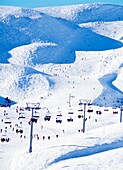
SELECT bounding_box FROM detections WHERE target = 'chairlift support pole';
[117,98,123,123]
[26,103,41,153]
[29,108,34,153]
[83,103,86,133]
[120,105,123,123]
[79,99,91,133]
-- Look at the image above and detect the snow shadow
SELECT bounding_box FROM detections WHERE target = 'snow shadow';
[99,73,122,93]
[49,139,123,166]
[74,4,123,24]
[119,63,123,68]
[0,96,16,106]
[0,52,11,64]
[93,73,123,107]
[46,77,55,89]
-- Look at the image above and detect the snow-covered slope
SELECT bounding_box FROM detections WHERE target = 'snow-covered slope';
[0,3,123,106]
[36,4,123,23]
[0,103,122,170]
[1,3,123,170]
[9,123,123,170]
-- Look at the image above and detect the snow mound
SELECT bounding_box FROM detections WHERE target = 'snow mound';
[0,64,51,102]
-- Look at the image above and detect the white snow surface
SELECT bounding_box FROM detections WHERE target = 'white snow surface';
[0,3,123,170]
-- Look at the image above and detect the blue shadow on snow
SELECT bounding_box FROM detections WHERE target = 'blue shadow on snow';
[49,139,123,166]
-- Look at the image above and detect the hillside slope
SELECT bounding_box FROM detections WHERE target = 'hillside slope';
[37,4,123,23]
[1,3,123,170]
[0,4,123,106]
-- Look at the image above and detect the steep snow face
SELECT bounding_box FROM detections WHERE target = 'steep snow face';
[0,3,123,105]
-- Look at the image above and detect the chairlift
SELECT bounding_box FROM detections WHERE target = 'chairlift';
[96,110,102,115]
[113,111,118,114]
[16,126,23,133]
[56,118,62,123]
[104,108,109,111]
[1,135,10,142]
[33,115,40,118]
[68,112,74,114]
[78,115,83,118]
[18,113,26,119]
[87,109,93,112]
[44,116,51,121]
[56,114,62,117]
[67,117,73,122]
[4,118,11,124]
[31,117,38,123]
[78,109,83,112]
[33,111,40,118]
[19,112,25,115]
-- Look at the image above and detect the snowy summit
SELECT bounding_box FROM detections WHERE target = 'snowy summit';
[0,3,123,170]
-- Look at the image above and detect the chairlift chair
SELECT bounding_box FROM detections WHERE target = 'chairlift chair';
[44,115,51,121]
[67,117,73,122]
[56,118,62,123]
[4,118,11,124]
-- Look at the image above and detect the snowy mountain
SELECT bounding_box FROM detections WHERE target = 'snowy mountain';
[0,3,123,107]
[1,3,123,170]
